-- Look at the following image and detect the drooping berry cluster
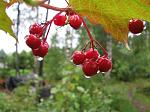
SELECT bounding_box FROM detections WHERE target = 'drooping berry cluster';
[25,12,82,58]
[26,23,49,57]
[24,0,149,79]
[72,45,112,77]
[26,11,112,78]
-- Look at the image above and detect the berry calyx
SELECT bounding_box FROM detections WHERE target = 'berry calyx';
[32,41,49,57]
[97,56,112,72]
[29,23,43,37]
[69,14,82,29]
[82,59,99,76]
[128,19,144,34]
[72,51,86,65]
[85,48,99,60]
[26,34,41,49]
[54,14,67,26]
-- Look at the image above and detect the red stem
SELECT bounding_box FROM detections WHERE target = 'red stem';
[43,23,51,42]
[40,3,70,12]
[94,40,108,57]
[80,16,108,56]
[80,17,95,50]
[43,11,63,42]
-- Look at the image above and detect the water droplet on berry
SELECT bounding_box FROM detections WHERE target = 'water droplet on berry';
[134,33,142,36]
[84,75,91,79]
[38,57,43,61]
[144,26,146,30]
[69,14,82,29]
[97,70,100,74]
[70,59,73,62]
[76,65,81,67]
[101,72,106,74]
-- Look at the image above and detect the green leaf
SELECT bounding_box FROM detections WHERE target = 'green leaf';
[69,0,150,43]
[0,0,16,40]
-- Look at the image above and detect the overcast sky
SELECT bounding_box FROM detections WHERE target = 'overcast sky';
[0,0,69,54]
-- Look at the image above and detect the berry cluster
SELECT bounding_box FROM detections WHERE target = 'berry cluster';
[25,7,146,78]
[72,44,112,78]
[25,12,82,58]
[25,11,113,77]
[25,23,49,57]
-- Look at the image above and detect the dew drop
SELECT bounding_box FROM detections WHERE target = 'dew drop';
[134,33,142,36]
[97,70,100,74]
[70,59,73,62]
[38,57,43,61]
[144,26,147,30]
[84,75,91,79]
[101,72,106,74]
[76,65,81,67]
[129,19,132,22]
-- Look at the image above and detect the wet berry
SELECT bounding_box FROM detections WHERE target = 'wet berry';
[29,23,43,37]
[69,14,82,29]
[32,41,49,57]
[97,57,112,72]
[26,34,41,49]
[128,19,144,34]
[32,48,40,56]
[82,59,99,76]
[85,48,99,60]
[54,14,67,26]
[72,51,86,65]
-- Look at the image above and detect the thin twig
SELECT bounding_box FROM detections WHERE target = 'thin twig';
[65,0,69,5]
[40,3,70,12]
[82,41,90,51]
[94,39,108,56]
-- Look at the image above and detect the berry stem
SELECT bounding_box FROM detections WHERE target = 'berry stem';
[43,24,51,42]
[94,39,108,57]
[82,41,90,51]
[40,3,71,12]
[80,17,95,50]
[43,11,63,41]
[65,0,69,5]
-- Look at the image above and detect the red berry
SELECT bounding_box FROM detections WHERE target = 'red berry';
[69,14,82,29]
[32,48,40,56]
[97,57,112,72]
[128,19,144,34]
[85,48,99,60]
[32,41,49,57]
[26,34,41,49]
[54,14,67,26]
[72,51,86,65]
[82,59,99,76]
[29,23,43,37]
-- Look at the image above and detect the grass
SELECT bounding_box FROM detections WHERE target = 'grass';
[0,75,150,112]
